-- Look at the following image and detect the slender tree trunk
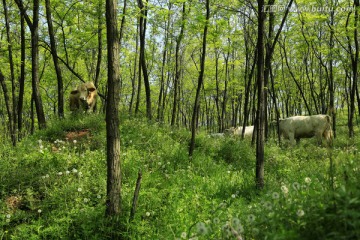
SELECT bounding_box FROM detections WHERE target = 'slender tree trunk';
[2,0,16,145]
[158,3,171,122]
[346,0,359,138]
[264,0,293,139]
[137,0,152,120]
[16,0,47,129]
[105,0,122,217]
[0,72,15,146]
[189,0,209,156]
[214,50,222,132]
[221,47,229,133]
[95,1,103,88]
[255,0,265,189]
[171,2,186,126]
[18,13,25,140]
[45,0,64,118]
[328,4,336,137]
[32,0,46,129]
[130,23,139,115]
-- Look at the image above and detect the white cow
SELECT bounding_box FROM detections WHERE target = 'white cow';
[279,114,333,146]
[224,125,254,138]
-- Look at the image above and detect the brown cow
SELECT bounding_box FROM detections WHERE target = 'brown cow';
[279,114,333,146]
[69,82,97,113]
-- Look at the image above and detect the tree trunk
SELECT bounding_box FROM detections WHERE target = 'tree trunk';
[45,0,64,118]
[189,0,209,156]
[16,0,47,129]
[255,0,265,189]
[346,0,359,138]
[18,13,25,140]
[214,49,222,132]
[171,2,186,126]
[158,3,171,122]
[32,0,46,129]
[95,0,103,88]
[3,0,17,145]
[137,0,152,120]
[105,0,122,217]
[221,47,229,133]
[264,0,293,140]
[130,23,139,115]
[328,3,336,137]
[0,72,16,146]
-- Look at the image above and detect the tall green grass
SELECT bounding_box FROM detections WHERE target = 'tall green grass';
[1,114,359,239]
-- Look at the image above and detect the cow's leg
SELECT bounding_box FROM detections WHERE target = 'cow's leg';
[315,131,322,145]
[289,132,296,145]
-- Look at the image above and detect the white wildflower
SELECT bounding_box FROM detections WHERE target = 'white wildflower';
[247,214,256,223]
[272,192,280,199]
[222,224,231,237]
[77,187,82,192]
[236,224,244,233]
[196,222,208,235]
[305,177,312,184]
[281,185,289,194]
[263,201,272,210]
[213,217,220,224]
[231,217,241,226]
[292,182,301,190]
[297,209,305,217]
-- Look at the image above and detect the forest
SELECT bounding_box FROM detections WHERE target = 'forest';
[0,0,359,239]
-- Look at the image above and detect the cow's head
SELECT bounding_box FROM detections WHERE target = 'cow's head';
[78,83,96,109]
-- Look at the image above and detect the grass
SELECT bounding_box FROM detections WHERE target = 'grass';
[1,114,359,239]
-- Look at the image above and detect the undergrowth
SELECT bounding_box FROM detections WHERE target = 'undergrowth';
[0,114,359,239]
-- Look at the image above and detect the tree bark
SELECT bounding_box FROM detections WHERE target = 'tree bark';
[2,0,16,145]
[264,0,293,140]
[255,0,265,189]
[189,0,209,157]
[95,0,103,88]
[105,0,122,216]
[171,2,186,126]
[137,0,152,120]
[15,0,47,129]
[130,22,139,115]
[328,2,336,137]
[158,3,171,122]
[18,13,26,140]
[45,0,64,118]
[346,0,359,138]
[0,72,16,146]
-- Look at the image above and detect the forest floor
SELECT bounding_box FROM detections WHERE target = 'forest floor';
[0,114,359,239]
